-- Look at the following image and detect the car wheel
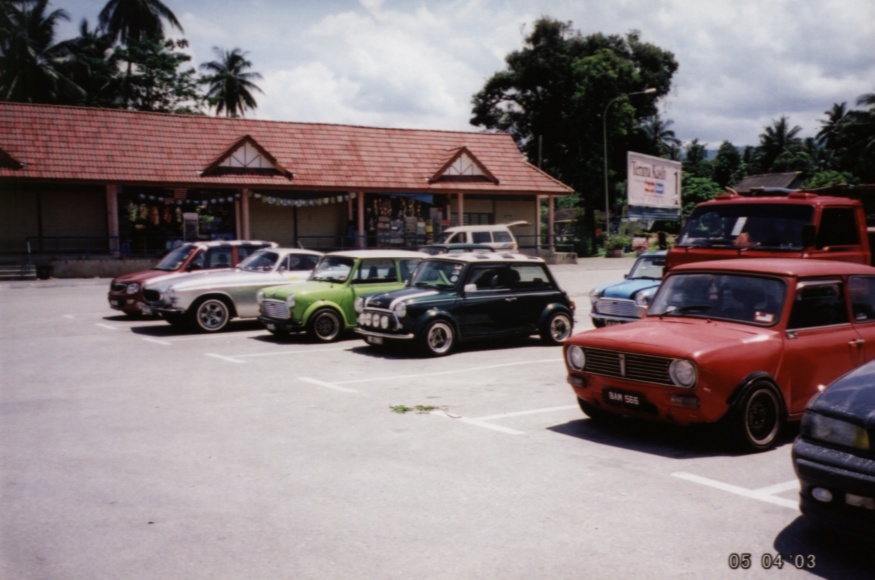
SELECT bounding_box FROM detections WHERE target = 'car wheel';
[308,309,343,342]
[190,298,232,333]
[420,320,455,356]
[725,382,785,452]
[541,311,573,345]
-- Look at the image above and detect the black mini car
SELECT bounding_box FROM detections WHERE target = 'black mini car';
[792,360,875,540]
[355,253,574,356]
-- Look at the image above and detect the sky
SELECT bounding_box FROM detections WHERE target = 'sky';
[57,0,875,149]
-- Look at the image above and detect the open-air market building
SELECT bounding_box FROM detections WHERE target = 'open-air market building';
[0,102,573,278]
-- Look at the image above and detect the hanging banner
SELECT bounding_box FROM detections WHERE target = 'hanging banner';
[627,152,682,220]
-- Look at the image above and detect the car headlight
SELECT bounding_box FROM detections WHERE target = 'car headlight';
[126,283,140,295]
[803,413,871,450]
[256,290,265,304]
[394,302,407,318]
[380,315,390,329]
[354,297,364,313]
[286,294,295,308]
[589,288,600,306]
[566,345,585,370]
[669,359,697,388]
[634,288,654,306]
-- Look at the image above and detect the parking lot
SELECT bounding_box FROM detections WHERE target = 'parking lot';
[1,259,873,579]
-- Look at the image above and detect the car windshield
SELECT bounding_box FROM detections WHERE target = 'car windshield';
[676,204,813,250]
[649,272,786,326]
[410,260,463,289]
[154,244,195,271]
[239,250,280,272]
[627,254,665,280]
[311,256,355,282]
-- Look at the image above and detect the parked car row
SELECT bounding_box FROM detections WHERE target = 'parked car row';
[108,243,875,540]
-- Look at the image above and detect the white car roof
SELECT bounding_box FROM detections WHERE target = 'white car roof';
[325,249,429,259]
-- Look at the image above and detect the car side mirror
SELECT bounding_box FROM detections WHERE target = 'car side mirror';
[464,283,477,293]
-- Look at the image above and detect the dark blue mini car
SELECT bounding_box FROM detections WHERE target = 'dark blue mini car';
[793,360,875,540]
[589,250,665,327]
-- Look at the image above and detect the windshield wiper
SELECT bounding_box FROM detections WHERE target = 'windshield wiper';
[661,304,712,317]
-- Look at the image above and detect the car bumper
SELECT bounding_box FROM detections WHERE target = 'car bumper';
[258,316,305,333]
[792,438,875,539]
[567,372,714,425]
[589,312,640,325]
[108,294,152,315]
[355,327,416,345]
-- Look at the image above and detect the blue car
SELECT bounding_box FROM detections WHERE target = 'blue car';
[589,250,666,327]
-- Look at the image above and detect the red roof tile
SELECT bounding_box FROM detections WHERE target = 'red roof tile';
[0,103,572,195]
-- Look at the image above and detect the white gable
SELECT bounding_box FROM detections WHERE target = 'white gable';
[444,152,486,177]
[220,142,275,170]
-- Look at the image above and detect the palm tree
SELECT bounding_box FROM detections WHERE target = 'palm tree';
[640,114,681,159]
[755,116,803,173]
[98,0,183,45]
[816,103,850,150]
[0,0,81,103]
[200,47,263,117]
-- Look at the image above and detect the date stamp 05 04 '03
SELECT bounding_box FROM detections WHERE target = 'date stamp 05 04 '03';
[728,553,816,570]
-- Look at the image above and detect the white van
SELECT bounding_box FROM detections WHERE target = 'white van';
[435,221,526,250]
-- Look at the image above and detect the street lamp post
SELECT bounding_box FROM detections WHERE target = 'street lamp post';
[602,88,656,237]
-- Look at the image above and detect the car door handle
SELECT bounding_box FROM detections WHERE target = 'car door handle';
[849,339,865,347]
[504,297,518,302]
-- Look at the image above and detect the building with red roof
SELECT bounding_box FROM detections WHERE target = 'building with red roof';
[0,102,572,274]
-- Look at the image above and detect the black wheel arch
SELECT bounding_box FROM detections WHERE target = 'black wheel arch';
[725,371,786,417]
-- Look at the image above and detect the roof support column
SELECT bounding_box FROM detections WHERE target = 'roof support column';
[547,194,555,253]
[456,192,464,226]
[356,192,366,248]
[106,184,120,257]
[240,189,251,240]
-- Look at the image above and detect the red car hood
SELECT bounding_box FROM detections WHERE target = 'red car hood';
[571,317,774,359]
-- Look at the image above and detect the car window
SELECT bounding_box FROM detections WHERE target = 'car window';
[788,281,849,329]
[240,250,279,272]
[467,265,512,291]
[493,231,513,243]
[155,244,196,271]
[472,232,492,244]
[398,259,422,282]
[411,260,461,289]
[628,255,665,279]
[353,259,397,283]
[512,265,552,289]
[311,256,354,282]
[204,248,233,268]
[848,276,875,322]
[283,254,318,272]
[237,246,261,260]
[650,273,785,326]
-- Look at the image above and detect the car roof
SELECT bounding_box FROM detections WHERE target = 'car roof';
[697,192,860,208]
[324,249,429,259]
[255,248,324,257]
[671,258,875,278]
[190,240,277,248]
[426,252,545,264]
[442,221,527,232]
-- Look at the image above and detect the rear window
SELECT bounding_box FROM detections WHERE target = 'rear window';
[494,231,513,243]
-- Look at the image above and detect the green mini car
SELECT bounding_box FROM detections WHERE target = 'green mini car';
[257,250,426,342]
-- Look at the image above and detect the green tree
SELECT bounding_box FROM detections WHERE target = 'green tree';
[639,113,681,159]
[98,0,182,45]
[682,138,711,178]
[56,19,119,107]
[200,47,263,117]
[113,36,201,113]
[711,141,742,188]
[754,116,804,173]
[471,19,677,251]
[0,0,82,103]
[681,175,722,218]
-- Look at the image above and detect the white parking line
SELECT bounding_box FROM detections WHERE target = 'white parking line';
[205,353,246,364]
[95,323,118,331]
[430,404,579,436]
[298,377,358,393]
[672,471,799,510]
[334,358,561,385]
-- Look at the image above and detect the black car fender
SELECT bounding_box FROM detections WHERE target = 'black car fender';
[725,371,787,414]
[537,302,575,328]
[413,308,459,336]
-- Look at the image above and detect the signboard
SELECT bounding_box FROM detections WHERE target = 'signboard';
[627,152,681,220]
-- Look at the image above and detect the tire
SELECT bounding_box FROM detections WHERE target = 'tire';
[419,320,455,357]
[724,382,785,452]
[190,298,232,333]
[540,310,573,345]
[308,308,343,342]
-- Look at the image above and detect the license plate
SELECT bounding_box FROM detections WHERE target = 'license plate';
[366,336,383,345]
[604,388,642,408]
[266,323,275,330]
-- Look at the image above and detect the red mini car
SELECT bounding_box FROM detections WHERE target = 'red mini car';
[564,259,875,451]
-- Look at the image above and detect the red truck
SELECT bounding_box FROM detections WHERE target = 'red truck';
[666,189,875,271]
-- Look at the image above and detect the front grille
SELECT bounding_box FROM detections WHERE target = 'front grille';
[584,348,673,385]
[595,298,637,317]
[143,289,161,302]
[261,299,291,319]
